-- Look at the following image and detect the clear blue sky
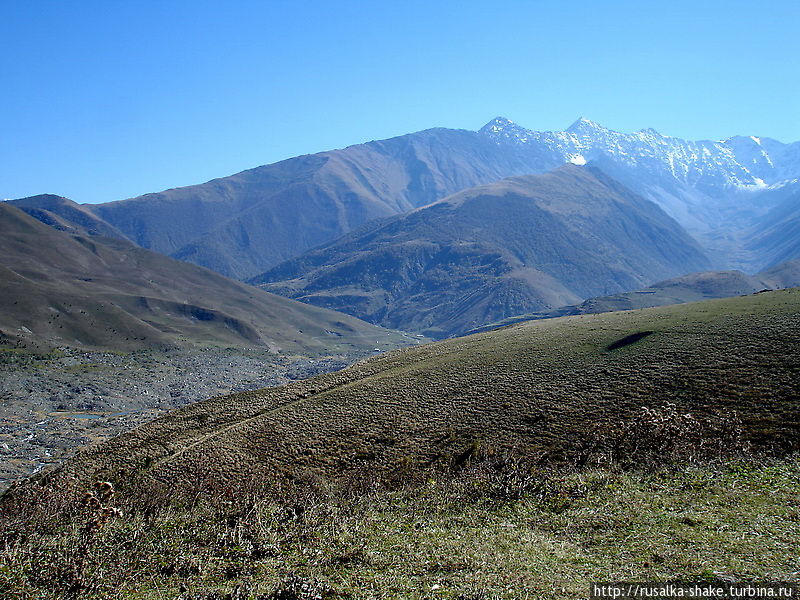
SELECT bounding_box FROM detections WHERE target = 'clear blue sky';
[2,0,799,203]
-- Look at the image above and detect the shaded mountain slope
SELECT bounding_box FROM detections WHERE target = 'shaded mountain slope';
[34,289,800,493]
[746,188,800,270]
[466,259,800,334]
[0,203,415,354]
[26,119,800,280]
[252,165,711,337]
[82,129,557,279]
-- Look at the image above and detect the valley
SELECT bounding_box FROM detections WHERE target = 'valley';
[4,5,799,596]
[2,290,798,599]
[0,345,393,493]
[3,118,800,499]
[0,202,423,492]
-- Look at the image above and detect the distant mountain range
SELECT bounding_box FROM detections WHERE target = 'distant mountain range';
[0,202,414,354]
[8,117,800,338]
[15,117,800,280]
[252,165,710,337]
[481,117,800,231]
[482,117,800,192]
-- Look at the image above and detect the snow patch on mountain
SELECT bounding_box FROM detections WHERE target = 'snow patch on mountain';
[478,117,800,269]
[479,117,799,192]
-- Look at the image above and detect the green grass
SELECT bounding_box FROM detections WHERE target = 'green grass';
[1,456,798,599]
[0,347,66,366]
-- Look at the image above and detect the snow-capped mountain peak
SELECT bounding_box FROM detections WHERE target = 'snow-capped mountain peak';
[478,117,533,143]
[566,116,606,133]
[481,116,515,130]
[479,116,798,191]
[477,116,800,241]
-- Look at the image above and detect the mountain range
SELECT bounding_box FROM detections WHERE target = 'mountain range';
[7,116,800,339]
[481,117,800,245]
[15,117,800,282]
[483,117,800,189]
[252,165,710,337]
[4,115,800,598]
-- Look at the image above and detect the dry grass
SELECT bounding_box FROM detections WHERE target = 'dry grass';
[2,290,798,598]
[23,289,799,498]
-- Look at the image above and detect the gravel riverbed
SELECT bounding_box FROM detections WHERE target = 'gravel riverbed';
[0,346,375,492]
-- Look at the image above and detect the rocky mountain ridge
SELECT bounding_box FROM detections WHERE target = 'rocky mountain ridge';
[480,116,800,191]
[14,118,800,279]
[479,117,800,259]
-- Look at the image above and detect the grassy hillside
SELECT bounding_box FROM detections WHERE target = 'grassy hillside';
[3,290,799,598]
[31,288,800,495]
[254,165,710,338]
[0,202,417,354]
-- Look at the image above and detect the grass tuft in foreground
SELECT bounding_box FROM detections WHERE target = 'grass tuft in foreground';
[2,439,798,599]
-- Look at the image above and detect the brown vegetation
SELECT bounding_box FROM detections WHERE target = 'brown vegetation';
[12,288,798,501]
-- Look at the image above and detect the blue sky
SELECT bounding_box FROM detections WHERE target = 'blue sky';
[2,0,799,203]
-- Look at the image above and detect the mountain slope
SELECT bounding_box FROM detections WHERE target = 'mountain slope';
[252,165,711,337]
[0,202,415,354]
[81,129,556,279]
[36,289,800,492]
[745,188,800,270]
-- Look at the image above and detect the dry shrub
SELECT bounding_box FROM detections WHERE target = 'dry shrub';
[569,402,749,469]
[450,450,541,502]
[0,479,123,598]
